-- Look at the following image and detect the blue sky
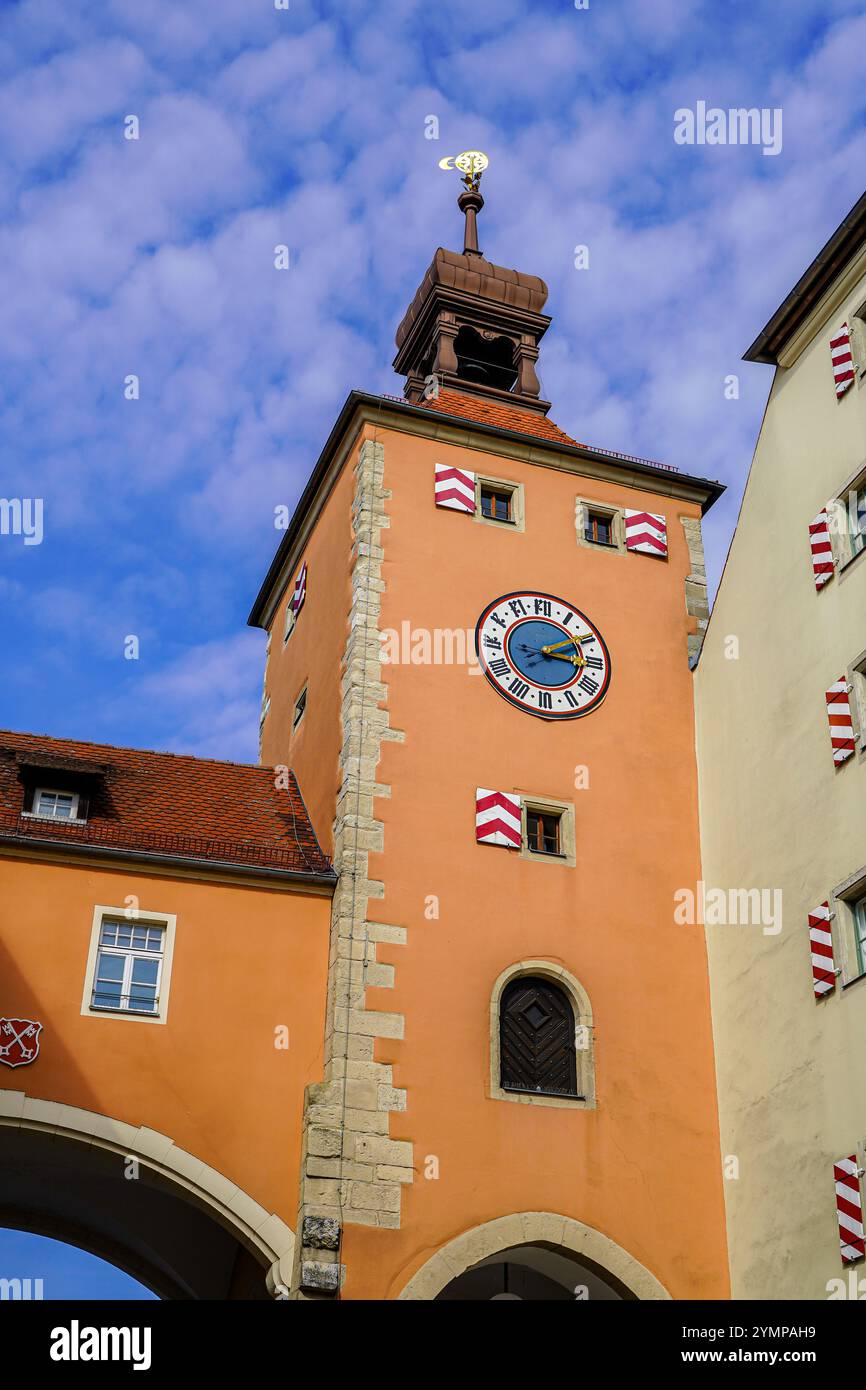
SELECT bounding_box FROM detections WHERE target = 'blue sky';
[0,0,865,1302]
[0,1229,155,1298]
[1,0,865,762]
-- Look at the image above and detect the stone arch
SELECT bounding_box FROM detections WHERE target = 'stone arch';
[0,1090,294,1298]
[397,1212,671,1300]
[490,958,596,1108]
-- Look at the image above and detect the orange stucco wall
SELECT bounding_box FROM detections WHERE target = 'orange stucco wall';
[260,456,355,857]
[339,423,729,1298]
[0,854,330,1226]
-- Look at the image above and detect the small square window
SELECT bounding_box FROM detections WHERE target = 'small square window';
[293,686,307,731]
[480,486,513,524]
[585,510,615,546]
[33,788,80,821]
[526,809,562,856]
[576,499,623,554]
[475,477,523,530]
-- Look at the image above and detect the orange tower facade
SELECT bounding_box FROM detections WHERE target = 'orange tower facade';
[252,178,730,1299]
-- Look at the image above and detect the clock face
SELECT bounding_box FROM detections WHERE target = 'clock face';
[475,591,611,721]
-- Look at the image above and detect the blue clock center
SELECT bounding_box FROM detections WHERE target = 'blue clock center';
[506,619,581,689]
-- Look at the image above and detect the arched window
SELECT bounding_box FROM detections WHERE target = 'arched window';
[454,326,518,392]
[499,976,578,1098]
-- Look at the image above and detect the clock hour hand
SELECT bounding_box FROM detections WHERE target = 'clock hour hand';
[546,650,586,667]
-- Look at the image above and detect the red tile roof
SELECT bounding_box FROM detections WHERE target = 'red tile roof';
[0,730,334,881]
[388,388,679,473]
[413,387,586,448]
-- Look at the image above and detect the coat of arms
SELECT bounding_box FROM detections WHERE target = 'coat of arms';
[0,1017,43,1068]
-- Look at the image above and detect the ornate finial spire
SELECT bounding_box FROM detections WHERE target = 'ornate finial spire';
[395,148,551,414]
[438,150,489,257]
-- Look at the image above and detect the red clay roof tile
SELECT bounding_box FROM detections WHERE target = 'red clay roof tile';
[0,729,333,880]
[409,387,586,448]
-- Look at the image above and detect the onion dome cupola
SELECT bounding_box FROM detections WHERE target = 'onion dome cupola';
[393,154,552,415]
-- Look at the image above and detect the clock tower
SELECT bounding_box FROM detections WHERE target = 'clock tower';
[250,164,730,1300]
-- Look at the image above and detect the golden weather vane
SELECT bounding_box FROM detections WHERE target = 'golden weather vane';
[437,151,489,255]
[438,149,489,192]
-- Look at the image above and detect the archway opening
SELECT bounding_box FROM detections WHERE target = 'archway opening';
[0,1230,157,1299]
[434,1241,628,1301]
[0,1124,271,1300]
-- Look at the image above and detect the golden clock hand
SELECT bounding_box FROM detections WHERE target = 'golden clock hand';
[541,634,594,653]
[545,650,586,667]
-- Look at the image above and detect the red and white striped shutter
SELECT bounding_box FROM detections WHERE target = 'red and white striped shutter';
[834,1155,865,1264]
[808,902,836,998]
[826,678,856,765]
[624,510,667,557]
[808,510,835,590]
[475,789,521,849]
[435,463,476,513]
[293,562,307,615]
[830,324,856,399]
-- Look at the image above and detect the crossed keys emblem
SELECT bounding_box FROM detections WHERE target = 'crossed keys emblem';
[0,1017,43,1068]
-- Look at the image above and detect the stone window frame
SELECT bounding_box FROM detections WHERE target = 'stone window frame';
[832,865,866,988]
[846,647,866,752]
[283,588,298,644]
[851,296,866,387]
[518,792,576,869]
[489,959,596,1110]
[292,684,308,734]
[473,472,525,532]
[574,496,626,555]
[825,457,866,573]
[81,904,177,1026]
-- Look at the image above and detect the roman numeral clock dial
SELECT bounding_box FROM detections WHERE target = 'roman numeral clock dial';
[475,591,611,720]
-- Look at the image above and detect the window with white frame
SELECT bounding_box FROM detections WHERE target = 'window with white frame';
[82,907,176,1024]
[32,788,80,820]
[91,918,165,1014]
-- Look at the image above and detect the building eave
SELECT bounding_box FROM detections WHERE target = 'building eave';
[247,391,725,630]
[743,189,866,365]
[0,831,338,890]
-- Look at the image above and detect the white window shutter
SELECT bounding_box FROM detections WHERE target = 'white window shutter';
[834,1155,865,1264]
[826,678,855,765]
[624,510,667,557]
[808,902,836,998]
[475,789,521,848]
[830,323,856,398]
[808,510,835,590]
[435,463,476,513]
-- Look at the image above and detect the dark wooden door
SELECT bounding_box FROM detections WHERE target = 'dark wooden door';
[500,977,578,1097]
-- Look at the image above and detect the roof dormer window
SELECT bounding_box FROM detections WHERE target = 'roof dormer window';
[32,788,81,821]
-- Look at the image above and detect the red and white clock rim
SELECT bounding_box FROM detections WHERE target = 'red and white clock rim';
[474,590,612,720]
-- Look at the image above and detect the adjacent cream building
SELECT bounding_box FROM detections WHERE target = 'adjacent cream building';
[696,191,866,1298]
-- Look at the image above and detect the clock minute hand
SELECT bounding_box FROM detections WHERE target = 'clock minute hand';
[542,634,594,653]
